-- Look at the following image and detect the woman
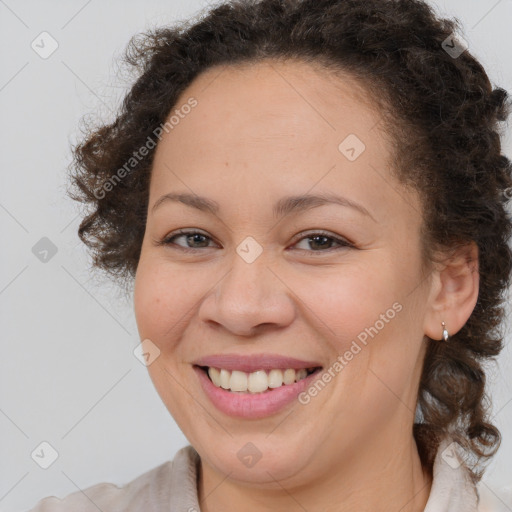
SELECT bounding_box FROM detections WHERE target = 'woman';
[28,0,512,510]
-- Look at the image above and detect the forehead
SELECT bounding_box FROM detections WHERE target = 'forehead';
[149,58,418,228]
[182,58,383,136]
[153,59,389,169]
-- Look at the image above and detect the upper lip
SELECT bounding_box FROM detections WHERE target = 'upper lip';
[193,353,323,373]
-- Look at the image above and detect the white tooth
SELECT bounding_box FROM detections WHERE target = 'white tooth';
[220,369,231,389]
[283,368,296,385]
[214,367,308,392]
[208,367,221,387]
[230,370,248,392]
[268,369,283,388]
[248,370,269,393]
[295,368,307,382]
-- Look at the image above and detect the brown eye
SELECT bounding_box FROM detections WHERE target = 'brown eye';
[158,230,217,252]
[292,231,353,254]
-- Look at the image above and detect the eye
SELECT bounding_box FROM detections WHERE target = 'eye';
[290,230,354,254]
[156,229,218,252]
[155,229,354,254]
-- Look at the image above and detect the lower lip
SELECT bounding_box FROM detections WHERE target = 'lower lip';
[193,366,322,419]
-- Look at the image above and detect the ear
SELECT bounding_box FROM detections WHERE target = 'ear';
[423,241,479,341]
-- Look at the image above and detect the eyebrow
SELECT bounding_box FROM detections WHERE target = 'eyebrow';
[151,192,376,222]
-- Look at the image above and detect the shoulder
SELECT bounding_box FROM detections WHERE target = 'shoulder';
[26,445,200,512]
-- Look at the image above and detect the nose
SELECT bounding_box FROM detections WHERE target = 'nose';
[197,248,296,338]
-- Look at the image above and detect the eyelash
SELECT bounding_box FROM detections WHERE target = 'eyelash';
[155,229,354,255]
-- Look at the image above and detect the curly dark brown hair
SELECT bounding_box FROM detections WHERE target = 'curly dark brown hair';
[68,0,512,484]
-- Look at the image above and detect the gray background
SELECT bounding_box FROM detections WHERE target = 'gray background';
[1,1,511,510]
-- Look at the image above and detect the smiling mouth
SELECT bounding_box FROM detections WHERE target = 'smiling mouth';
[196,365,323,394]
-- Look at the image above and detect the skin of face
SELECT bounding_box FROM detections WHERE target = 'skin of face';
[133,59,479,511]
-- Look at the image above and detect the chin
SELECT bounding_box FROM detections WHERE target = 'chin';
[195,434,321,486]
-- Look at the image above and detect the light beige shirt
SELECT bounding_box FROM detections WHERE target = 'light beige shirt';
[26,437,484,511]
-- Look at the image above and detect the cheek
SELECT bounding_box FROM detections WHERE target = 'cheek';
[133,256,201,344]
[133,257,206,418]
[306,267,421,415]
[297,254,421,401]
[295,260,400,350]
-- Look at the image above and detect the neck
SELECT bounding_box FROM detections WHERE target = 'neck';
[197,434,432,512]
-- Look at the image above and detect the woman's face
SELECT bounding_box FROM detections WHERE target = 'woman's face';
[134,60,433,486]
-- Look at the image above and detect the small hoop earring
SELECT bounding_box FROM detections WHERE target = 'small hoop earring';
[441,321,449,342]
